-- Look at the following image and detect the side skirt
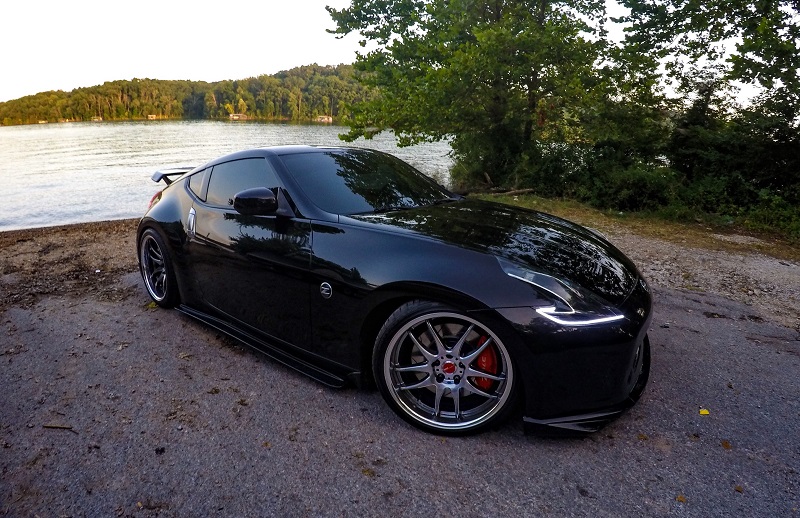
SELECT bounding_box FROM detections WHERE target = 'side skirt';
[176,304,350,388]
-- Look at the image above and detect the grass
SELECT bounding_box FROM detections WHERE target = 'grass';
[472,193,800,263]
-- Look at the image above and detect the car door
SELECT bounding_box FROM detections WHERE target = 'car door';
[188,156,313,349]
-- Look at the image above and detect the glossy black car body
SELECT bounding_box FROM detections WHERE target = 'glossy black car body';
[137,146,652,435]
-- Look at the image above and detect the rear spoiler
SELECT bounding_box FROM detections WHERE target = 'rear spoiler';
[151,166,195,186]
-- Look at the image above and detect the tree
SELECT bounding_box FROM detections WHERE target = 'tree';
[621,0,800,109]
[328,0,613,187]
[622,0,800,220]
[204,91,218,118]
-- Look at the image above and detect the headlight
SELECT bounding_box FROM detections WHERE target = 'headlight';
[533,305,625,326]
[497,257,625,326]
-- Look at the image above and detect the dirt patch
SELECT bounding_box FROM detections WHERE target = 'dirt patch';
[709,233,767,246]
[0,219,139,311]
[607,230,800,331]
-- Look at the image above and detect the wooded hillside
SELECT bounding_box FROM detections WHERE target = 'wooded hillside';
[0,64,374,125]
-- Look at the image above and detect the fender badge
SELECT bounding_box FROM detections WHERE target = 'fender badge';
[320,282,333,299]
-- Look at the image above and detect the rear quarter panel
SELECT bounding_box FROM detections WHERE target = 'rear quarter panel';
[137,180,199,304]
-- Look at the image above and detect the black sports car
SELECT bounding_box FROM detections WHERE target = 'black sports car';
[137,146,652,435]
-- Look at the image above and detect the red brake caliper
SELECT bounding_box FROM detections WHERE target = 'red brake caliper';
[473,336,498,391]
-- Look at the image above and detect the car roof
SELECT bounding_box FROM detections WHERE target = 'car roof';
[201,145,370,168]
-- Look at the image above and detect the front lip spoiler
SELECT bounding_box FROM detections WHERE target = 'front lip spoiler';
[523,409,628,435]
[523,335,651,436]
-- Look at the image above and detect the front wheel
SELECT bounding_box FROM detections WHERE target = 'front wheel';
[374,301,518,435]
[139,228,179,308]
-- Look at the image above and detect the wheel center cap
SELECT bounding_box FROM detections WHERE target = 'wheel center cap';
[441,361,457,375]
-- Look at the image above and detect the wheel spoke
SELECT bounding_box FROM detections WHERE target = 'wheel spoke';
[460,336,494,364]
[449,323,474,357]
[408,332,437,363]
[465,382,499,400]
[156,272,166,292]
[433,385,446,417]
[392,362,431,374]
[465,366,505,382]
[148,260,166,296]
[451,386,461,421]
[397,375,434,391]
[148,245,163,264]
[425,320,448,356]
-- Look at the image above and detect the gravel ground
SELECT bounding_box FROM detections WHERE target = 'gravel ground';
[1,219,798,517]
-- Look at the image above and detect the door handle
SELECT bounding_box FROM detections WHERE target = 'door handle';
[187,207,196,239]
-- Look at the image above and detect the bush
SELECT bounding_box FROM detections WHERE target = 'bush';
[678,175,749,215]
[744,190,800,238]
[515,144,588,198]
[586,165,677,211]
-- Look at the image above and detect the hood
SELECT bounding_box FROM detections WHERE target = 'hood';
[349,199,638,305]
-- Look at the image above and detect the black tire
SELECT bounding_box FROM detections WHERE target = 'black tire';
[373,300,518,435]
[138,227,179,308]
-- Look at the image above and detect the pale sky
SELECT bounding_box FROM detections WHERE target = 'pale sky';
[0,0,363,102]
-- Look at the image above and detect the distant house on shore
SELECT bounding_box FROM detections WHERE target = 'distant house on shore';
[315,115,333,123]
[229,113,248,120]
[91,116,102,122]
[147,114,158,120]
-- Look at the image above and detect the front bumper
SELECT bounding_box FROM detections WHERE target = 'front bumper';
[522,335,650,435]
[491,276,653,436]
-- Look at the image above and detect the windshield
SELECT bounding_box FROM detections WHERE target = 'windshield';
[278,149,453,215]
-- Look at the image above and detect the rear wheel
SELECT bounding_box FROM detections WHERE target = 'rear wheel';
[374,301,517,435]
[139,228,178,308]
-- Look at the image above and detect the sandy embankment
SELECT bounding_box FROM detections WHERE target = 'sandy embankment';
[0,219,140,311]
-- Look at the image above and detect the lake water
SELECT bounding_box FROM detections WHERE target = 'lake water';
[0,121,453,231]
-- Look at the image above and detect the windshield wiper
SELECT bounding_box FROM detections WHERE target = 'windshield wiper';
[431,197,459,205]
[371,205,418,214]
[349,205,418,215]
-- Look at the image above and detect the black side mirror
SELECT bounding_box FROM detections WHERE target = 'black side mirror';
[233,188,278,216]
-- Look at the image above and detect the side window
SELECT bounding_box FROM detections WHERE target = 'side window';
[205,158,280,207]
[187,168,207,200]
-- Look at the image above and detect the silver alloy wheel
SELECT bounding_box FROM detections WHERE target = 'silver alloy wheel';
[140,233,168,302]
[382,311,514,432]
